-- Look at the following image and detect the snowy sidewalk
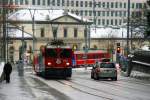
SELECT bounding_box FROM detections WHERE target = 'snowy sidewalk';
[0,66,35,100]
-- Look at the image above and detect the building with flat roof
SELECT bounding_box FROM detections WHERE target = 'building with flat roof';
[0,0,147,26]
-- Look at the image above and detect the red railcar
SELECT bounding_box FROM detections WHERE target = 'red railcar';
[72,50,110,67]
[33,44,73,78]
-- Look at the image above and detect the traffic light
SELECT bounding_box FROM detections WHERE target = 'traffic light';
[117,47,121,53]
[116,43,121,53]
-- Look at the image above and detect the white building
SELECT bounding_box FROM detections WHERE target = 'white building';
[0,0,147,26]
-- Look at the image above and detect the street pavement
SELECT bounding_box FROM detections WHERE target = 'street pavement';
[0,65,35,100]
[0,65,150,100]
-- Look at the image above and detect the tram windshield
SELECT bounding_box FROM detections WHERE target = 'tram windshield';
[45,48,72,58]
[60,49,72,58]
[45,49,57,57]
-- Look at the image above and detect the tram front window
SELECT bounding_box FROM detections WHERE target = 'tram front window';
[45,49,57,57]
[60,49,72,58]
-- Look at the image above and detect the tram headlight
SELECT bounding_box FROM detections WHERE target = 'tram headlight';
[66,62,70,66]
[48,62,52,66]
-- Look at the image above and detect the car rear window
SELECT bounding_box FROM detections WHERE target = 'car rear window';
[100,63,115,68]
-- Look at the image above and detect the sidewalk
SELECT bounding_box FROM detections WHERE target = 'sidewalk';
[130,71,150,81]
[0,66,35,100]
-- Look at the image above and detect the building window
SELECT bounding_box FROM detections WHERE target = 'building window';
[98,19,101,25]
[107,11,109,16]
[15,0,19,5]
[102,11,105,16]
[37,0,40,5]
[20,0,23,5]
[67,0,69,6]
[25,0,29,5]
[102,2,105,8]
[47,0,50,5]
[80,10,83,16]
[32,0,35,5]
[84,28,87,38]
[52,0,55,6]
[42,0,45,5]
[10,0,13,5]
[74,28,78,38]
[89,1,92,7]
[76,1,78,7]
[124,3,126,8]
[119,19,122,25]
[119,2,122,8]
[57,0,60,6]
[85,1,88,7]
[64,28,67,38]
[62,0,65,6]
[53,27,57,38]
[76,10,79,15]
[111,19,113,25]
[85,10,87,16]
[80,1,83,7]
[71,0,74,7]
[136,3,139,9]
[119,11,122,17]
[124,11,126,17]
[111,11,114,16]
[98,2,101,8]
[115,11,118,17]
[111,2,114,8]
[98,11,101,16]
[107,19,109,25]
[115,19,117,25]
[89,11,92,16]
[102,19,105,25]
[107,2,109,8]
[41,28,45,37]
[115,2,118,8]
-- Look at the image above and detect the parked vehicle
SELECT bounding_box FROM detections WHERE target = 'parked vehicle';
[91,61,117,81]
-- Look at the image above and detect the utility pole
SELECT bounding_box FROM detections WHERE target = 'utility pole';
[2,0,6,62]
[127,0,130,56]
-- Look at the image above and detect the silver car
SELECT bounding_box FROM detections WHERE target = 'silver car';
[91,62,117,81]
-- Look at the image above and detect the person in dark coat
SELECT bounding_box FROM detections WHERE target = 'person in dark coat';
[3,62,12,83]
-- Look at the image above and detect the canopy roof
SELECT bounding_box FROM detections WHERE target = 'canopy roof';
[8,9,91,22]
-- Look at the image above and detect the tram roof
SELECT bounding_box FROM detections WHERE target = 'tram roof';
[46,45,71,49]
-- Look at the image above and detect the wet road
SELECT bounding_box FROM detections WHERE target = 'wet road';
[1,67,150,100]
[27,68,150,100]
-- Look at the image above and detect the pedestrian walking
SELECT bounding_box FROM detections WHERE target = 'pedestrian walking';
[3,62,12,83]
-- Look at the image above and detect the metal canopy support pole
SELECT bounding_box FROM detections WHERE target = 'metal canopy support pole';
[29,9,36,57]
[22,26,24,59]
[127,0,130,56]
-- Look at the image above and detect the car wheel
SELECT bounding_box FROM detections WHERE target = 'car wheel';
[112,77,117,81]
[91,72,94,79]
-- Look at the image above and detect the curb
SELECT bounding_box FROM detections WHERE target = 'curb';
[121,71,150,81]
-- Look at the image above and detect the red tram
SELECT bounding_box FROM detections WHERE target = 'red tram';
[33,42,73,78]
[72,50,110,67]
